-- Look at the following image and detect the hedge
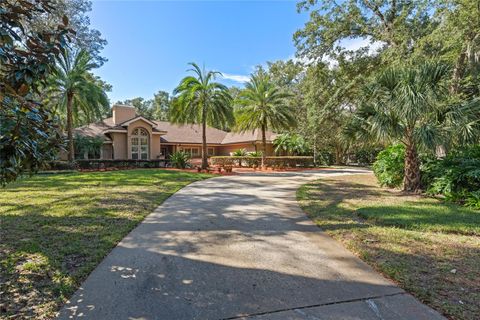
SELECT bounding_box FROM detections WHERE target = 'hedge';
[76,159,170,170]
[210,156,314,168]
[42,160,79,171]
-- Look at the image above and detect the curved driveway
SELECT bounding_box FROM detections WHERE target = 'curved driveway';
[59,169,444,320]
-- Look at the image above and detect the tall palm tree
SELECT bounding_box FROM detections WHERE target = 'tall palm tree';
[235,69,296,166]
[171,63,234,169]
[349,61,479,191]
[48,49,109,161]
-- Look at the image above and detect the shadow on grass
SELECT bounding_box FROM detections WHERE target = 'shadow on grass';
[0,169,210,319]
[298,175,480,319]
[357,205,480,235]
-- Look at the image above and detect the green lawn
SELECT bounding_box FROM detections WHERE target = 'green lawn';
[0,169,211,319]
[297,174,480,320]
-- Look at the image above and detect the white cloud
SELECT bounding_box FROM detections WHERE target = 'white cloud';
[339,37,384,54]
[221,73,250,83]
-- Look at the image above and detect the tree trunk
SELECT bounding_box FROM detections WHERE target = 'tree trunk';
[450,50,466,95]
[66,92,74,162]
[201,106,208,170]
[334,145,343,165]
[261,123,267,168]
[403,141,421,192]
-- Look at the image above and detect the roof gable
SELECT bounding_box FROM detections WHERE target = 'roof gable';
[119,116,157,127]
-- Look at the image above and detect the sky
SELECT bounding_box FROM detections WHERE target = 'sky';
[89,0,310,102]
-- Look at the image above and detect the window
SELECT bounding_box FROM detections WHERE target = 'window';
[208,147,214,156]
[131,128,149,160]
[180,147,200,157]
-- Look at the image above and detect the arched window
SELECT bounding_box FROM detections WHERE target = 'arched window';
[131,128,149,160]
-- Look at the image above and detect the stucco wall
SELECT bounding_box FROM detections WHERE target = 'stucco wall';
[151,134,161,159]
[102,144,113,160]
[112,132,127,159]
[112,105,136,124]
[217,143,257,156]
[217,142,275,156]
[127,119,154,160]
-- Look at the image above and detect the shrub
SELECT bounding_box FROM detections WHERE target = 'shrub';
[373,144,405,188]
[465,191,480,209]
[230,149,248,166]
[350,147,383,165]
[210,156,313,168]
[265,156,314,168]
[273,133,311,155]
[422,145,480,207]
[210,156,256,167]
[248,151,262,157]
[42,160,78,171]
[75,159,168,170]
[246,152,262,167]
[170,151,190,169]
[231,149,248,156]
[315,151,335,166]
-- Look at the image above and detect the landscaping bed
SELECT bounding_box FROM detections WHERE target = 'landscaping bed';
[297,174,480,320]
[0,169,211,319]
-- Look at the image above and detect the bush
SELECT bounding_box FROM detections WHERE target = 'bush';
[210,156,257,167]
[315,151,335,166]
[231,149,248,156]
[350,147,383,165]
[42,160,78,171]
[210,156,314,168]
[373,144,405,188]
[422,145,480,207]
[170,151,190,169]
[264,156,314,168]
[75,159,168,170]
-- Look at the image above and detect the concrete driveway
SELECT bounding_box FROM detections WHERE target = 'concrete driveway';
[58,169,445,320]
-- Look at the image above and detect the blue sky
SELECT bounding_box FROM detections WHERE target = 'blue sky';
[89,0,309,102]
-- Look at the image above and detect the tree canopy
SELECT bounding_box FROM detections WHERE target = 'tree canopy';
[171,63,234,169]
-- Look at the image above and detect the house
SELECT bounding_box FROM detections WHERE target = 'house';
[70,104,277,160]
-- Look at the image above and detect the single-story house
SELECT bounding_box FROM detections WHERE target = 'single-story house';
[69,104,278,160]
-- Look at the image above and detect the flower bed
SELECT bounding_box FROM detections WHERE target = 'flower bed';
[210,156,314,168]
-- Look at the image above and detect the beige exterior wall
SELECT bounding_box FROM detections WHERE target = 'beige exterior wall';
[101,144,113,160]
[217,142,274,156]
[127,119,154,160]
[218,143,257,156]
[112,132,128,159]
[112,105,136,124]
[151,134,161,159]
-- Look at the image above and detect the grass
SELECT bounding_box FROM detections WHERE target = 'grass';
[297,174,480,320]
[0,169,211,319]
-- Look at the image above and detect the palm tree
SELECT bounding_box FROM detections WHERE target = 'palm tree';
[273,133,310,155]
[171,63,234,169]
[48,49,109,161]
[235,69,296,166]
[349,61,479,191]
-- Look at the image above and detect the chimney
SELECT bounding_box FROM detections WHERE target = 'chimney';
[112,104,136,124]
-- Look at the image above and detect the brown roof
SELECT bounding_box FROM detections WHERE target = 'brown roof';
[154,121,227,144]
[221,130,278,144]
[74,117,117,137]
[74,117,277,144]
